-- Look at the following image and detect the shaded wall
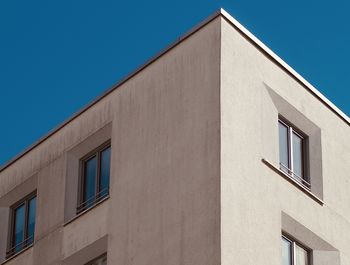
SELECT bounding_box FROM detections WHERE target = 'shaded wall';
[0,16,221,265]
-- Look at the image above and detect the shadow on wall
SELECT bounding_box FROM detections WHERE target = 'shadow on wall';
[281,212,340,265]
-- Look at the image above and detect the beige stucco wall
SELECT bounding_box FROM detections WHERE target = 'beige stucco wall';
[220,17,350,265]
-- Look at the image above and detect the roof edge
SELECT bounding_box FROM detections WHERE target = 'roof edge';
[219,8,350,125]
[0,8,349,172]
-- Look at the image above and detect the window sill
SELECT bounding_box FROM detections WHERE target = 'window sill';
[1,244,33,265]
[63,195,110,227]
[262,158,324,205]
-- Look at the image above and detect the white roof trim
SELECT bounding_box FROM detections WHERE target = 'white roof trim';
[219,8,349,124]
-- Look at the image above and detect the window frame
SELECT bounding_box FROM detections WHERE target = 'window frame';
[7,191,37,259]
[77,140,111,214]
[84,253,107,265]
[282,234,311,265]
[278,118,310,189]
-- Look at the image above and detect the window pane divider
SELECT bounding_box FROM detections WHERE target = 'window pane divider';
[289,126,294,175]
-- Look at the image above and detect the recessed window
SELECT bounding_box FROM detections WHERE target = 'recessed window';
[7,192,37,258]
[282,235,310,265]
[278,119,309,189]
[77,141,111,213]
[85,253,107,265]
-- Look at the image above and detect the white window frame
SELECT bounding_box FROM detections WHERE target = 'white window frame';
[278,118,310,189]
[282,235,310,265]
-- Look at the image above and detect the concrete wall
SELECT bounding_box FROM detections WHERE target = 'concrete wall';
[107,16,221,265]
[220,16,350,265]
[0,16,221,265]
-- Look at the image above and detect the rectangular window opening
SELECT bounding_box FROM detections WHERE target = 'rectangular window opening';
[7,192,37,259]
[77,141,111,214]
[278,119,309,189]
[282,234,310,265]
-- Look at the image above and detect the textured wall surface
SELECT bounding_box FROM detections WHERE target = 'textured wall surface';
[221,17,350,265]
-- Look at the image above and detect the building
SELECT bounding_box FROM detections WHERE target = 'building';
[0,8,349,265]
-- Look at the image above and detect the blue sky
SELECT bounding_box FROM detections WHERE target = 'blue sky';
[0,0,349,166]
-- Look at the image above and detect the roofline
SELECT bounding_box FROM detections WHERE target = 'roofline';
[0,8,349,172]
[219,8,350,125]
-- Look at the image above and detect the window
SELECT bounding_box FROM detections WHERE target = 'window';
[278,119,309,189]
[77,141,111,213]
[282,235,310,265]
[85,253,107,265]
[7,192,37,258]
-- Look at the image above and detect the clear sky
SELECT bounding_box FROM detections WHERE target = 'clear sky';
[0,0,349,166]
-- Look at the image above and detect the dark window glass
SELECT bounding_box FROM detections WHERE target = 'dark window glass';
[27,197,36,245]
[84,156,97,207]
[292,133,303,179]
[8,193,36,258]
[14,205,25,252]
[78,142,111,213]
[279,122,289,173]
[100,147,111,197]
[85,253,107,265]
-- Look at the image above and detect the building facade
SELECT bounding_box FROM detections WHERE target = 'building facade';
[0,9,349,265]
